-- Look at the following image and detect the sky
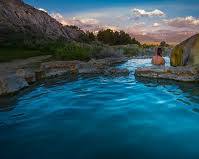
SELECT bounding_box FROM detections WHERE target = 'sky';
[24,0,199,43]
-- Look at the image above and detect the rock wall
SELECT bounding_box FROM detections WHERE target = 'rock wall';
[170,34,199,66]
[0,0,83,44]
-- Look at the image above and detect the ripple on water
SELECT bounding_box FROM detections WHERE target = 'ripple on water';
[0,58,199,159]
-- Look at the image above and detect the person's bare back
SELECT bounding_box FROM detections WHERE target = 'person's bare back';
[152,55,165,65]
[151,48,165,65]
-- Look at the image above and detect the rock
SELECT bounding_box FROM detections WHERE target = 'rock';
[0,57,129,96]
[96,57,128,66]
[171,34,199,66]
[40,58,128,75]
[104,68,129,76]
[77,62,101,74]
[40,61,79,70]
[16,68,36,84]
[135,66,199,82]
[44,69,71,78]
[40,61,79,78]
[35,70,45,81]
[78,62,130,76]
[89,57,128,66]
[0,75,29,96]
[0,0,84,44]
[78,58,128,74]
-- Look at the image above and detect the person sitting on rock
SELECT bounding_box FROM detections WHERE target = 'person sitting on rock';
[152,47,165,65]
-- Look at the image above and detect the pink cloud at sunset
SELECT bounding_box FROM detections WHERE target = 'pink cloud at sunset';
[42,6,199,44]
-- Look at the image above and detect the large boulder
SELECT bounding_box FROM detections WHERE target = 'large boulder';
[171,34,199,66]
[16,68,36,84]
[0,75,29,96]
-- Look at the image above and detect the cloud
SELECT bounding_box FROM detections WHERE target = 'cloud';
[50,13,63,20]
[130,29,197,44]
[50,12,122,33]
[51,13,98,24]
[165,16,199,28]
[50,13,99,26]
[37,8,48,13]
[49,10,197,44]
[126,22,146,35]
[152,30,197,43]
[50,13,70,25]
[152,23,160,27]
[50,12,102,31]
[132,8,165,17]
[73,17,99,25]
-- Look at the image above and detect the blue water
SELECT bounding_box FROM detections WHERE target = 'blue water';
[0,58,199,159]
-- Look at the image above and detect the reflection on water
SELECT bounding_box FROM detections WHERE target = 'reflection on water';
[135,76,199,107]
[0,75,79,112]
[0,58,199,159]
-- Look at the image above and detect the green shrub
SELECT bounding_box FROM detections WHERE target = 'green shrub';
[97,29,141,46]
[0,38,126,62]
[123,48,140,56]
[54,42,125,60]
[90,46,123,59]
[55,42,92,61]
[0,47,49,62]
[113,44,142,57]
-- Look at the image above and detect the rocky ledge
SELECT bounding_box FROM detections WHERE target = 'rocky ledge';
[0,57,129,96]
[135,66,199,82]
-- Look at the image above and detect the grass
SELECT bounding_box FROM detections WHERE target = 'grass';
[0,47,51,62]
[0,41,129,62]
[55,42,125,61]
[114,44,143,57]
[55,43,92,61]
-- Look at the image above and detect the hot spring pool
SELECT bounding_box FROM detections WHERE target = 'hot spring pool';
[0,58,199,159]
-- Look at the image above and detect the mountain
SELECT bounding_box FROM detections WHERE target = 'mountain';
[0,0,84,45]
[170,34,199,66]
[131,30,197,44]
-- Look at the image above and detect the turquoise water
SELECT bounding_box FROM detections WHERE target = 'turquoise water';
[0,58,199,159]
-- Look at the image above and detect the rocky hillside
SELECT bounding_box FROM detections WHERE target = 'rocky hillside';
[170,34,199,66]
[0,0,84,45]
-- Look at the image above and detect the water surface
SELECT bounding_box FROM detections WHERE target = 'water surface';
[0,58,199,159]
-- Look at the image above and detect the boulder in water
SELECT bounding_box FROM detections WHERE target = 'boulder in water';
[0,75,29,96]
[135,66,199,82]
[171,34,199,66]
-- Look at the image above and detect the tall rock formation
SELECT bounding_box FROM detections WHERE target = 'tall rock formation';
[0,0,84,44]
[171,34,199,66]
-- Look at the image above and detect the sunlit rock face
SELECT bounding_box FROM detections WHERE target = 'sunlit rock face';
[171,34,199,66]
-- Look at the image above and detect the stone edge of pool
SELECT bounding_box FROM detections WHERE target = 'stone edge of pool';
[135,65,199,82]
[0,57,130,96]
[1,56,198,97]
